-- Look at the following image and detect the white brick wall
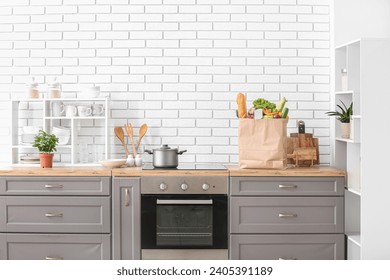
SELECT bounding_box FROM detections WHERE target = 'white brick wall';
[0,0,331,165]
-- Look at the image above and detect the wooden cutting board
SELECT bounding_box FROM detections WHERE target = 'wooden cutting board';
[287,133,319,166]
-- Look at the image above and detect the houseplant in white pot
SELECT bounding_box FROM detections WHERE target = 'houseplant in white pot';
[33,130,59,168]
[326,101,353,139]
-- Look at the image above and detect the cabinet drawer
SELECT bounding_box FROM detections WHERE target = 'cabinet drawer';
[0,196,110,233]
[230,177,344,196]
[0,233,110,260]
[229,234,344,260]
[230,197,344,233]
[0,177,110,196]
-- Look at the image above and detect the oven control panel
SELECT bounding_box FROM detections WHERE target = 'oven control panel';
[141,176,228,194]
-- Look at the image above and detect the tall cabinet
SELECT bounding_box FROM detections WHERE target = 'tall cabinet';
[333,38,390,259]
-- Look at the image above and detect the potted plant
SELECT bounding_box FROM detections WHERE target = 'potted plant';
[326,101,353,139]
[33,130,59,168]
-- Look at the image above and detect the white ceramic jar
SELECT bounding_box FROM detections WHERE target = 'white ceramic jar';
[126,155,135,167]
[135,154,142,167]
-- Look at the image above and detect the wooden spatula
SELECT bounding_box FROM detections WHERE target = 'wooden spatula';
[124,123,137,157]
[114,126,129,156]
[136,123,148,151]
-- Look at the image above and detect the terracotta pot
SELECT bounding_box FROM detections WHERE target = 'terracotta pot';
[39,153,54,168]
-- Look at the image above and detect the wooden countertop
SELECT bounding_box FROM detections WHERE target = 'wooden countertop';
[227,165,345,177]
[0,166,112,176]
[0,165,345,177]
[112,167,229,177]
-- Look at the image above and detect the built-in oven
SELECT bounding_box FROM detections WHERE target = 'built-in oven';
[141,175,228,260]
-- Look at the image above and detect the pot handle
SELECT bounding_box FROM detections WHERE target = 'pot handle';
[177,150,187,155]
[144,149,153,155]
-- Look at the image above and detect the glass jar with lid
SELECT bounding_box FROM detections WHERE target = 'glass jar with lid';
[27,77,39,99]
[48,77,61,98]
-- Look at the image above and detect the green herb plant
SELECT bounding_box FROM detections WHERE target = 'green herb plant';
[33,130,59,153]
[325,101,353,123]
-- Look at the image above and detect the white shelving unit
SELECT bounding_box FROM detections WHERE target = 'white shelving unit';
[10,97,110,165]
[333,38,390,259]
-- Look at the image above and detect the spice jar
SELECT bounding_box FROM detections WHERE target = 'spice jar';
[341,68,348,91]
[48,77,61,98]
[27,77,39,99]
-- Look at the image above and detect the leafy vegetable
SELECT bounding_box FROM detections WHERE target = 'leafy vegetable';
[252,98,276,111]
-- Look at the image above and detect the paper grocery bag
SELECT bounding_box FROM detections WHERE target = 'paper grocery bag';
[238,118,288,169]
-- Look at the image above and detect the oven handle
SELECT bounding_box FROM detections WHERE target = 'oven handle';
[156,199,213,205]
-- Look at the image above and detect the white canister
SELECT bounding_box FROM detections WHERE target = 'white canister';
[341,68,348,91]
[126,155,135,167]
[135,154,142,167]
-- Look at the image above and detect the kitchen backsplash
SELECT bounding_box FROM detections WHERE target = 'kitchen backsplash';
[0,0,330,164]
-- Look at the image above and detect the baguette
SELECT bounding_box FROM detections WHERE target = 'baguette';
[236,92,247,118]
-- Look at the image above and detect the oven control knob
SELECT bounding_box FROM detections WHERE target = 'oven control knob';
[180,183,188,191]
[159,183,168,191]
[202,183,210,191]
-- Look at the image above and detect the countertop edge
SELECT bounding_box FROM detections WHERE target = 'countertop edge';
[0,165,345,177]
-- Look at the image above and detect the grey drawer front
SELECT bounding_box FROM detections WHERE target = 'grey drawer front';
[230,197,344,233]
[1,233,111,260]
[230,234,344,260]
[0,197,110,233]
[230,177,344,196]
[0,177,110,196]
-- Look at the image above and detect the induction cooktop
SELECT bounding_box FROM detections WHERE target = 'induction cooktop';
[142,163,227,170]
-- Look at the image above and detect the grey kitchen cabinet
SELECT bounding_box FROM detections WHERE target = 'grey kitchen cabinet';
[230,234,344,260]
[229,176,345,260]
[0,176,111,260]
[112,177,140,260]
[0,177,110,196]
[0,196,110,233]
[0,233,111,260]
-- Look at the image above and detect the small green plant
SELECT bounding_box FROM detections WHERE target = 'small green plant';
[33,130,59,153]
[326,101,353,123]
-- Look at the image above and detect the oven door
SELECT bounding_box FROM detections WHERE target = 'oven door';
[141,194,227,250]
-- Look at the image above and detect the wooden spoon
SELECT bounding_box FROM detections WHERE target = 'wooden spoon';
[136,123,148,151]
[124,123,137,157]
[114,126,129,156]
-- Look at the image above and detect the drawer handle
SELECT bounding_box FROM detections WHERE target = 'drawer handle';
[278,184,297,189]
[278,213,298,218]
[45,184,64,189]
[45,213,63,217]
[278,257,297,260]
[45,256,64,260]
[124,188,130,207]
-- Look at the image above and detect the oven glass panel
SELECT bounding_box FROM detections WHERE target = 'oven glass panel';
[156,204,213,247]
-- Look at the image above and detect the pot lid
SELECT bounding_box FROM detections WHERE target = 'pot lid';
[155,144,177,151]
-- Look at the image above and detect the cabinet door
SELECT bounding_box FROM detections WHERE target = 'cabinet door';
[0,234,5,260]
[112,177,140,260]
[230,234,345,260]
[0,196,110,233]
[230,176,344,196]
[2,234,111,260]
[230,196,344,234]
[0,177,110,196]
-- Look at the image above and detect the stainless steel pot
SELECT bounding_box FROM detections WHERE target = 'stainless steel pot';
[145,145,187,168]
